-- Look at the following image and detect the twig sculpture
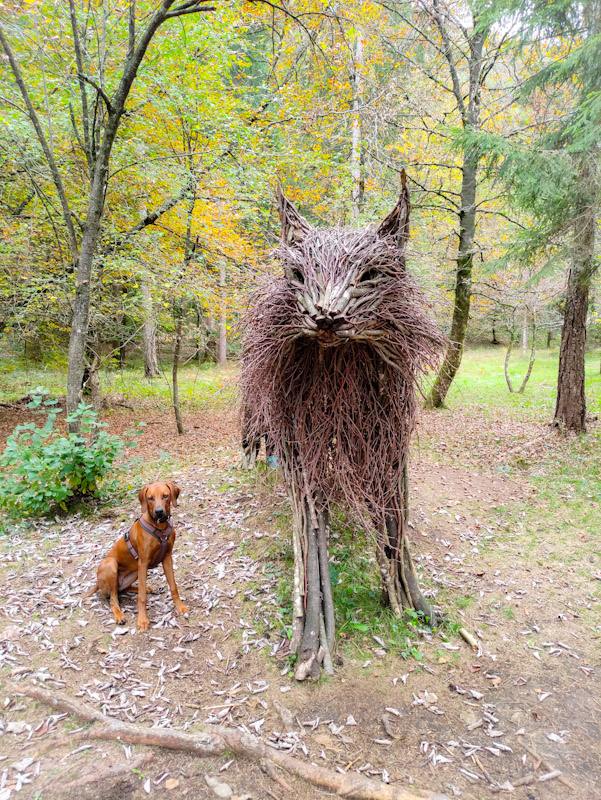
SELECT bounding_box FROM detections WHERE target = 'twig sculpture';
[241,172,444,680]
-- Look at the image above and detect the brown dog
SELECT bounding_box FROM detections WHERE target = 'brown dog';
[84,481,189,630]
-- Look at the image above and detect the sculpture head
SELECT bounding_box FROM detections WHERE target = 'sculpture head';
[275,170,411,348]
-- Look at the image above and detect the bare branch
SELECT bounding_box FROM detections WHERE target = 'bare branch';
[165,3,216,18]
[0,23,79,265]
[428,0,466,122]
[78,73,113,114]
[128,0,136,58]
[69,0,92,170]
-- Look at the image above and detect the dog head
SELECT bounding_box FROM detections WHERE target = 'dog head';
[139,481,180,523]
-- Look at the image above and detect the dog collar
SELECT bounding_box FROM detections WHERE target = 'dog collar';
[124,517,173,569]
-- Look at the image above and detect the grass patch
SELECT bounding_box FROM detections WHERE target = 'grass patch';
[0,358,238,411]
[433,346,601,421]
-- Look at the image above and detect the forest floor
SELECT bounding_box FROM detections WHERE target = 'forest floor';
[0,351,600,800]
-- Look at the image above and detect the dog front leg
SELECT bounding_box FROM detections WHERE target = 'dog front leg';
[162,553,189,616]
[136,562,151,631]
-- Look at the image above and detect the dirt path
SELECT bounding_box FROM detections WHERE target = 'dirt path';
[0,410,599,800]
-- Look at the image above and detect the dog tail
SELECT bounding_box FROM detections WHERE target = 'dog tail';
[82,583,98,599]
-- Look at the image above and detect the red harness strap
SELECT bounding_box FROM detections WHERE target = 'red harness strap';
[124,518,173,569]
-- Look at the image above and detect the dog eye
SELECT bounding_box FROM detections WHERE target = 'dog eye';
[163,494,168,499]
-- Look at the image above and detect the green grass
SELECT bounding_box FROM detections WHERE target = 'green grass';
[436,346,601,421]
[0,358,237,410]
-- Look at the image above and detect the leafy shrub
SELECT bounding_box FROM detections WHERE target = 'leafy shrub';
[0,388,137,516]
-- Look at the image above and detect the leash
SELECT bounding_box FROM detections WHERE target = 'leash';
[124,517,173,569]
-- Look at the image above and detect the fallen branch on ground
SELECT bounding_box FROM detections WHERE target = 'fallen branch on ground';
[7,681,447,800]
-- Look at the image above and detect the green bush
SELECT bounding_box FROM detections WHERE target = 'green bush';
[0,389,136,517]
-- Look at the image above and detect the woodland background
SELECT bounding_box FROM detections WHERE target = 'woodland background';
[0,0,599,431]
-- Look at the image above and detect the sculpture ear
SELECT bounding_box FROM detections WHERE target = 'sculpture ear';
[376,168,410,248]
[138,485,149,513]
[277,183,311,246]
[167,481,180,508]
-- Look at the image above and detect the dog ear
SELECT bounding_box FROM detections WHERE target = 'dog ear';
[138,485,149,513]
[167,481,180,508]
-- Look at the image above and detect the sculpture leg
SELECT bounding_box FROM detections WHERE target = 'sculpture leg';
[241,434,260,469]
[375,462,437,625]
[240,406,260,469]
[290,487,335,681]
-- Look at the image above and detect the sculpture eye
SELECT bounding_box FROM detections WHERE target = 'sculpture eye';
[359,268,378,283]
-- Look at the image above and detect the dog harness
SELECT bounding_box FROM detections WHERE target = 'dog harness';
[124,517,173,569]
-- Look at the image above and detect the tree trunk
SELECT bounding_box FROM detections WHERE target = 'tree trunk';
[82,334,102,411]
[518,313,536,394]
[505,315,536,394]
[142,285,160,377]
[504,328,516,393]
[491,308,499,345]
[195,306,206,365]
[521,307,528,357]
[172,309,185,436]
[426,151,478,408]
[88,350,102,411]
[553,158,596,432]
[350,32,364,224]
[62,3,197,430]
[218,262,227,365]
[426,20,487,409]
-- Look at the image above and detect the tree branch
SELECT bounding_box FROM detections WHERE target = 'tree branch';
[78,73,113,114]
[165,2,216,18]
[69,0,93,170]
[0,23,79,265]
[428,0,466,122]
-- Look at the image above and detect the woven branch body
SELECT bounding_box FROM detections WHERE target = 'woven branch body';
[241,176,444,679]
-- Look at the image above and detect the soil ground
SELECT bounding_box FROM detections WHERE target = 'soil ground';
[0,401,600,800]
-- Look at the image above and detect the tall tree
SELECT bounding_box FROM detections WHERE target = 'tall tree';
[476,0,601,430]
[0,0,214,428]
[409,2,492,408]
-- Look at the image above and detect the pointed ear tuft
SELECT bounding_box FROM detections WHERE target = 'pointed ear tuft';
[138,485,149,514]
[376,168,411,247]
[167,481,180,508]
[276,183,311,246]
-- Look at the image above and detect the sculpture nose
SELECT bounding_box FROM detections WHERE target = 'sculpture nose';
[314,311,345,330]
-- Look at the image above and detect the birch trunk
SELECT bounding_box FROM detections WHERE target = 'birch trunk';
[218,262,227,365]
[142,285,160,377]
[172,309,184,436]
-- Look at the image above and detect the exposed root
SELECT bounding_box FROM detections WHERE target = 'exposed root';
[7,681,440,800]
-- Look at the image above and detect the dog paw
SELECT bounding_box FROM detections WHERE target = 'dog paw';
[147,585,156,594]
[113,611,126,625]
[176,604,190,616]
[137,618,150,632]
